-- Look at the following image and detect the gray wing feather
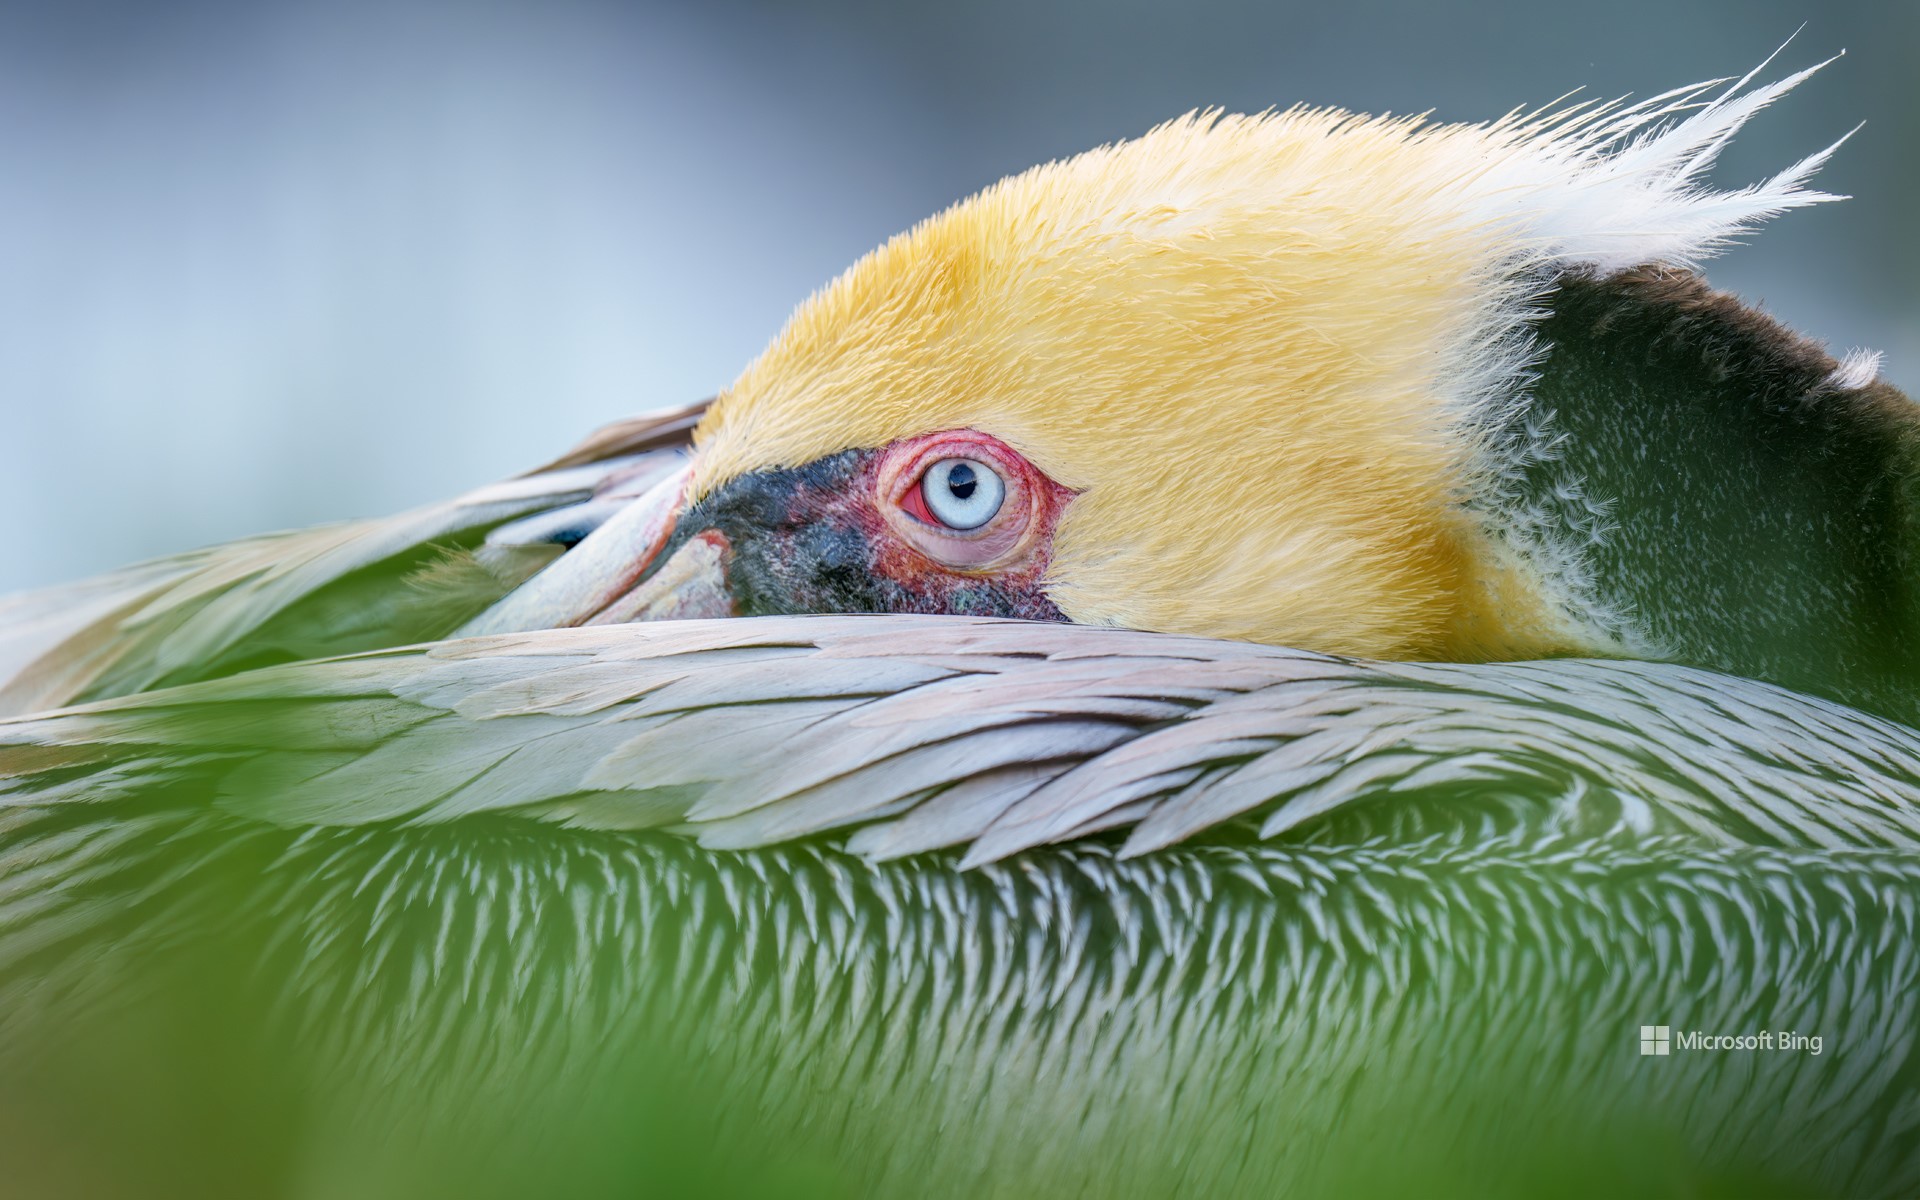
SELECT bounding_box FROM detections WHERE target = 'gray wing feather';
[0,405,705,715]
[4,615,1919,863]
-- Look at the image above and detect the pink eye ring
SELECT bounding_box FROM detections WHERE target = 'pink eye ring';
[875,432,1049,571]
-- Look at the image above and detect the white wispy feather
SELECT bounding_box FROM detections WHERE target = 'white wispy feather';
[1829,347,1884,390]
[1470,49,1850,272]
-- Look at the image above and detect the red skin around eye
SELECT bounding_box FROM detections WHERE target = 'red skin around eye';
[897,478,938,526]
[864,430,1076,596]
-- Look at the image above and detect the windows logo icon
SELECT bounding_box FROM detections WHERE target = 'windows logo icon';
[1640,1025,1671,1056]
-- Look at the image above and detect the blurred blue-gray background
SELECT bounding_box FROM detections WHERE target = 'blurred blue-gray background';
[3,0,1914,591]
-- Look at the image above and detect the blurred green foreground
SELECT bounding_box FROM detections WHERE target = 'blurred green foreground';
[0,799,1909,1199]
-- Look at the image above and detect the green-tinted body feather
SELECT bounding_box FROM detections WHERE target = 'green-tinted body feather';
[1509,268,1920,721]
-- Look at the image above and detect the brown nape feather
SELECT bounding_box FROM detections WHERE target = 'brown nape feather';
[1505,265,1920,723]
[1603,266,1920,482]
[1599,265,1910,412]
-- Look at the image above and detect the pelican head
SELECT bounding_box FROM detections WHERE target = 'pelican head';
[467,58,1918,718]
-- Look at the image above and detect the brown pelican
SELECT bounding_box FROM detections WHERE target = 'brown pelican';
[1,56,1916,1197]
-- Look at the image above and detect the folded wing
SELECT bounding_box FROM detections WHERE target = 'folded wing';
[5,614,1917,866]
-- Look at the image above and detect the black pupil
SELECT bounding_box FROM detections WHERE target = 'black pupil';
[945,463,977,500]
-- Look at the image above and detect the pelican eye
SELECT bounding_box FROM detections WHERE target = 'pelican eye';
[921,458,1005,530]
